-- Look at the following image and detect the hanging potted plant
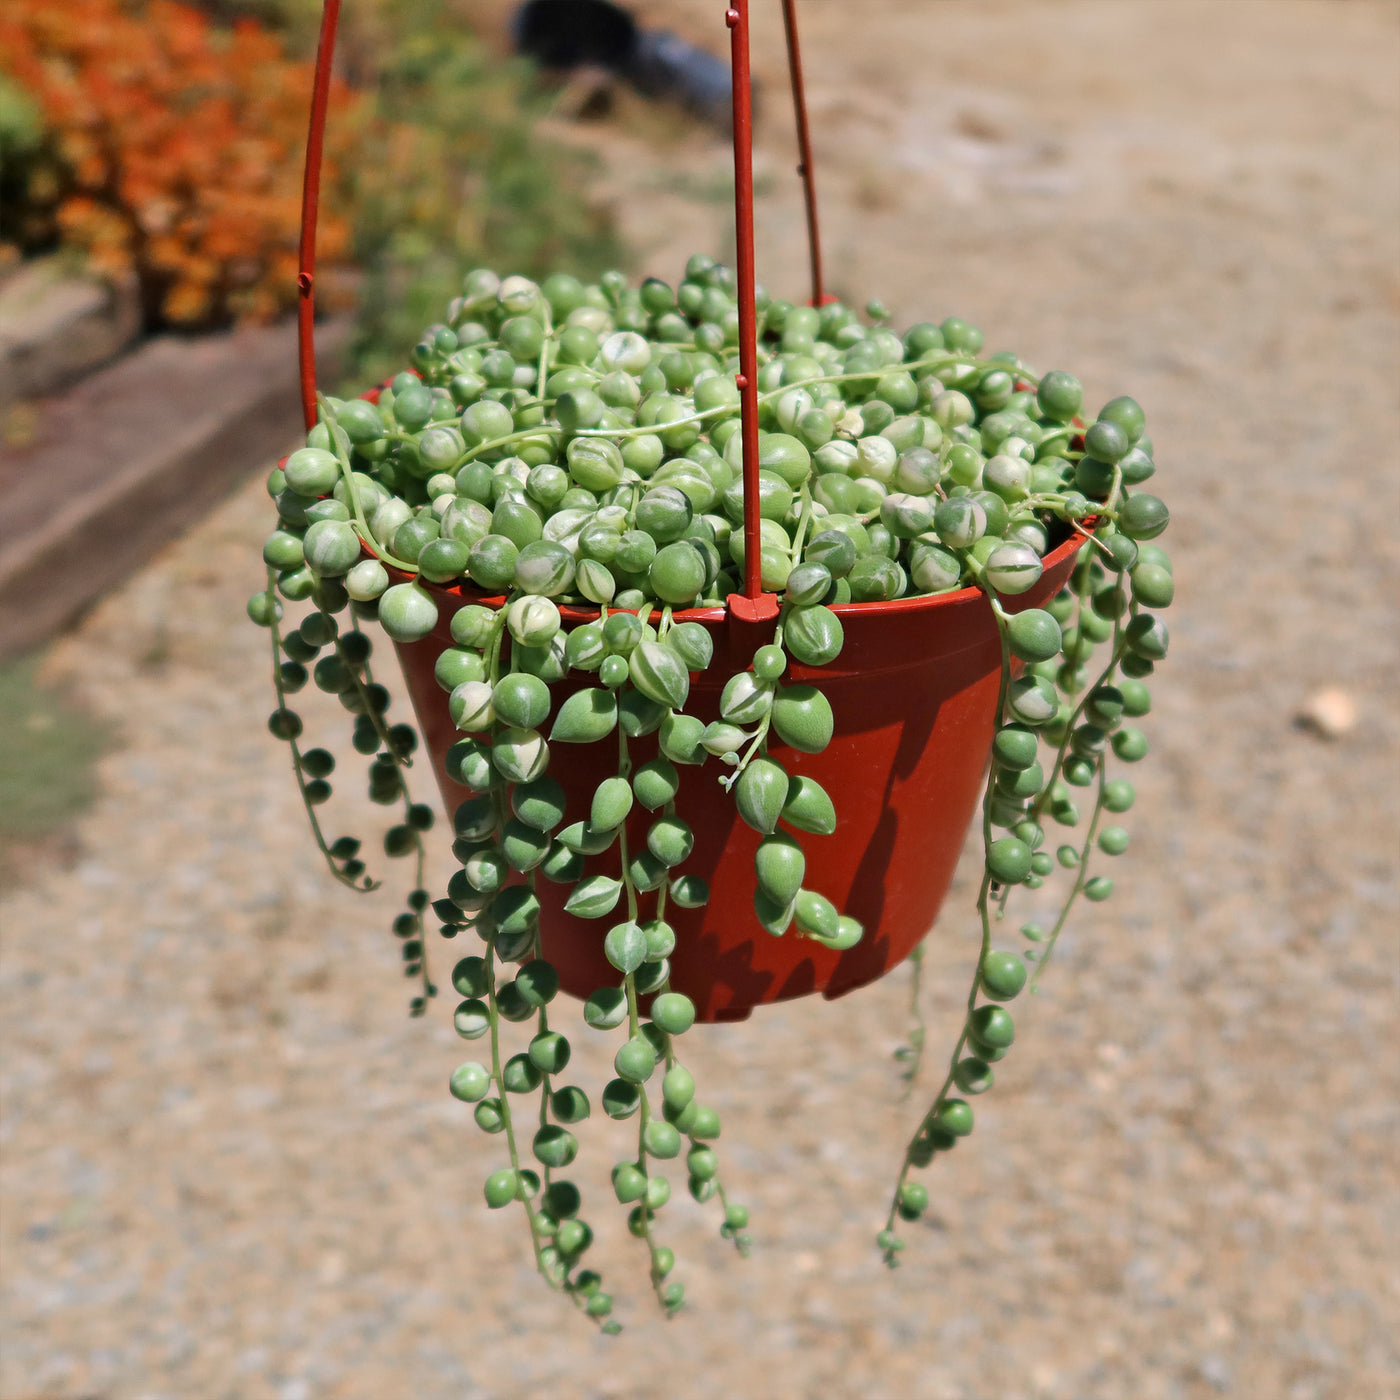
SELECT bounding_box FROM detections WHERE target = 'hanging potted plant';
[249,0,1174,1330]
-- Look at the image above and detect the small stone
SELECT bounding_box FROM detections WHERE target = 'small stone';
[1297,686,1357,739]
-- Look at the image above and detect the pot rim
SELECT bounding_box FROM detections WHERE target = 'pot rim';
[294,379,1096,629]
[370,517,1095,627]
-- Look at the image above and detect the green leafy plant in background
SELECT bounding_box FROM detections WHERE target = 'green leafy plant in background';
[0,658,111,879]
[0,74,44,245]
[213,0,623,383]
[343,0,622,385]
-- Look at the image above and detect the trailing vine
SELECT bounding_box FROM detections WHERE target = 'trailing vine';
[250,256,1171,1325]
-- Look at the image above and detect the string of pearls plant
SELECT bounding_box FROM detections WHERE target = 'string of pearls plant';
[249,255,1172,1327]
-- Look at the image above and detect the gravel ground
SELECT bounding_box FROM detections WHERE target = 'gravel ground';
[2,3,1397,1398]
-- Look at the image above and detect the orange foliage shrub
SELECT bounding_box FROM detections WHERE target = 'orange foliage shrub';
[0,0,361,327]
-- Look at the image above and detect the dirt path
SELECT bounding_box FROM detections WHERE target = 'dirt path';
[2,3,1397,1397]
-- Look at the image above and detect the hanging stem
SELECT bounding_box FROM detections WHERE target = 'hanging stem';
[726,0,764,601]
[779,0,824,306]
[894,941,928,1091]
[1027,591,1131,990]
[880,595,1016,1263]
[266,570,378,891]
[613,722,674,1310]
[296,0,342,429]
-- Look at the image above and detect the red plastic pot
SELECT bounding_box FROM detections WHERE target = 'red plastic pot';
[292,4,1084,1023]
[390,534,1080,1022]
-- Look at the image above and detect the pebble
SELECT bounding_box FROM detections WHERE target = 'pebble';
[1297,687,1358,739]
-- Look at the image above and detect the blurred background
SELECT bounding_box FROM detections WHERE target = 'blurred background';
[0,1,1396,1397]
